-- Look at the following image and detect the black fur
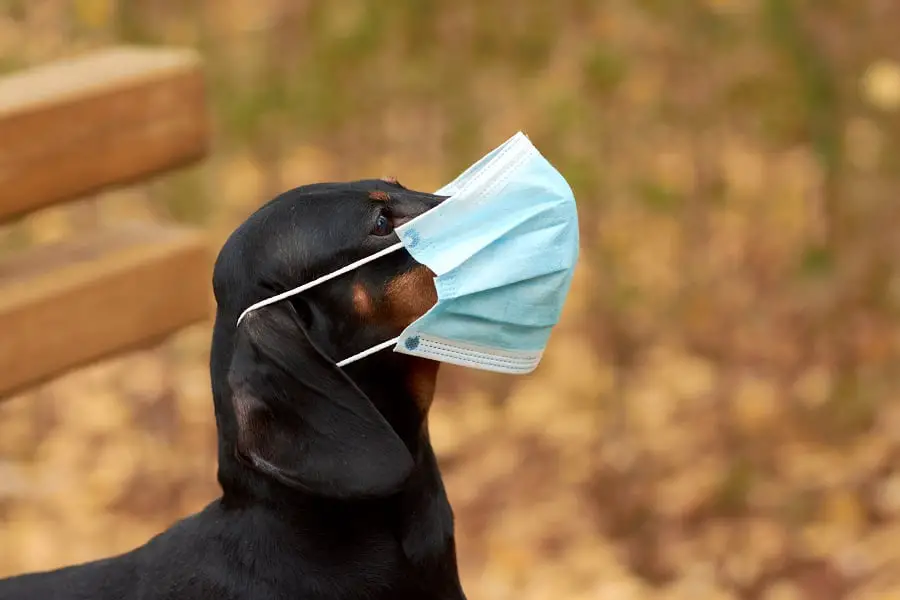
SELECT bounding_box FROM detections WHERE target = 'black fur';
[0,179,466,600]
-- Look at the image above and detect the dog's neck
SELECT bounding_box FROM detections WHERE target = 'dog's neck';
[344,354,439,455]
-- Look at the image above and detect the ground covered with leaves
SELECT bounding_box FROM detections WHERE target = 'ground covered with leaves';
[3,1,900,598]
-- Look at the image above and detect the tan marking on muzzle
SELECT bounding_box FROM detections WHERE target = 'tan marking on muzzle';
[383,267,440,414]
[383,265,437,329]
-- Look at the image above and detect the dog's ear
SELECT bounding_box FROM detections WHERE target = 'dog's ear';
[227,302,414,498]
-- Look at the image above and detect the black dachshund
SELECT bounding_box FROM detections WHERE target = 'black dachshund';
[0,179,467,600]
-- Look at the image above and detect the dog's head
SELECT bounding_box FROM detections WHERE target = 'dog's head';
[210,178,445,501]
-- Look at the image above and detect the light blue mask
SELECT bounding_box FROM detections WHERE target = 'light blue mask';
[237,131,580,374]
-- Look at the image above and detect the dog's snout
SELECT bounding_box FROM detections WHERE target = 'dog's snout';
[430,194,449,209]
[389,191,447,224]
[416,192,448,217]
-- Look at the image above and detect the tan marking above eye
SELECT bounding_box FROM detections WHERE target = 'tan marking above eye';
[369,190,390,202]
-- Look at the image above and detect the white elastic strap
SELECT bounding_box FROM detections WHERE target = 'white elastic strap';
[236,241,404,326]
[335,336,401,367]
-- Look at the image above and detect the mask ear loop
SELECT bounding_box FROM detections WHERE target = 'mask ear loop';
[236,241,405,327]
[336,337,401,367]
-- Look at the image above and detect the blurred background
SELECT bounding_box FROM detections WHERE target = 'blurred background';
[2,1,900,598]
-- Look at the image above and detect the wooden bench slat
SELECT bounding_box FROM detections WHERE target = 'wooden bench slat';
[0,223,211,397]
[0,46,209,223]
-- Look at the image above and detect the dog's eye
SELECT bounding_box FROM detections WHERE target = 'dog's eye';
[372,213,394,236]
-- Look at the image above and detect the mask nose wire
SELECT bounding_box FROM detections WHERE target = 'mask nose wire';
[236,241,405,327]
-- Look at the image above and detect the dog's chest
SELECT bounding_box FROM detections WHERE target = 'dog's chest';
[234,544,459,600]
[233,523,464,600]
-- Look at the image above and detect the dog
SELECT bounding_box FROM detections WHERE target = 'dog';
[0,178,467,600]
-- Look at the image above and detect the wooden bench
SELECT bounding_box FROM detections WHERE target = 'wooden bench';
[0,46,212,398]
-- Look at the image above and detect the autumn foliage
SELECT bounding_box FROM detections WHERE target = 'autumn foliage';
[2,1,900,599]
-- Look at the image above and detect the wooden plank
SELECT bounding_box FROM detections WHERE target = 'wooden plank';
[0,46,209,223]
[0,223,211,397]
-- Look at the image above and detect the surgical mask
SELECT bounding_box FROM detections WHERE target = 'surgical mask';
[237,131,580,374]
